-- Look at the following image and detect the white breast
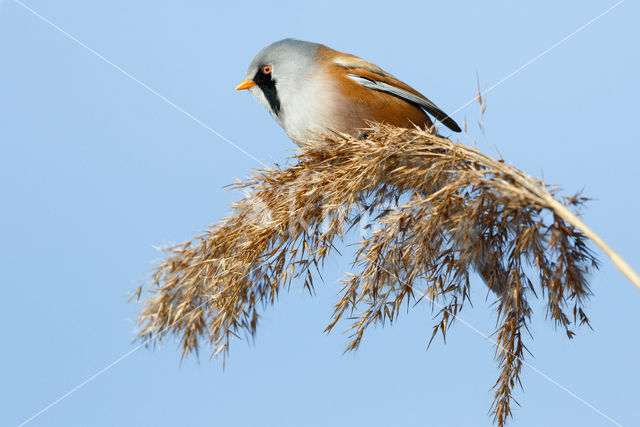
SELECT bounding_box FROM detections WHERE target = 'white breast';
[280,71,342,145]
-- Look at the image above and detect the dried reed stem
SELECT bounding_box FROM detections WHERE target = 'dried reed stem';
[135,124,637,426]
[457,141,640,290]
[543,198,640,290]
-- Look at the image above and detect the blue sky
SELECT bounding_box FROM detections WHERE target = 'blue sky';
[1,1,639,426]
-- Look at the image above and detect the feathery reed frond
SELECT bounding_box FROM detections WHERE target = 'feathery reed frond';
[135,125,636,426]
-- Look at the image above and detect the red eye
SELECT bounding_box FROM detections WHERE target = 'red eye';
[262,65,272,74]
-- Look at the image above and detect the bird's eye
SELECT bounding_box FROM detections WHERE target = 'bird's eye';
[262,65,272,74]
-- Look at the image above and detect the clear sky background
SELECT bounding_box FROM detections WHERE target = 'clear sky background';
[1,1,638,426]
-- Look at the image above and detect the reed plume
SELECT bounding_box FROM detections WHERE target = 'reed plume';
[135,124,638,426]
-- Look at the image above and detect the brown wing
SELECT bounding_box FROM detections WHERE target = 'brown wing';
[326,50,461,133]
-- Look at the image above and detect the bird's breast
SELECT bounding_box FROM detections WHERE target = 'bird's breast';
[277,64,432,144]
[276,72,341,144]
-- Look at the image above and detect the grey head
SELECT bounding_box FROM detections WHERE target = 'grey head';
[241,39,321,127]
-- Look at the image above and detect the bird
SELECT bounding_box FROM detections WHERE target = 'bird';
[235,38,461,144]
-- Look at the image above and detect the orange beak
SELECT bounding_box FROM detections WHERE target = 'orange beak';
[235,79,256,91]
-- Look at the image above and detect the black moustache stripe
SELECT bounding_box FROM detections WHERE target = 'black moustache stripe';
[254,68,281,116]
